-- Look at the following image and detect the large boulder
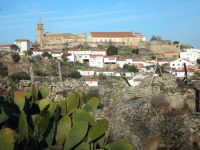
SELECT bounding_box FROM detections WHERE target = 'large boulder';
[109,98,163,150]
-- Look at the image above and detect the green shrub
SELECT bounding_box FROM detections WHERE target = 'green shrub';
[183,103,189,109]
[28,58,35,63]
[69,70,81,79]
[82,88,99,104]
[25,50,33,55]
[11,53,20,63]
[0,62,8,77]
[34,69,48,76]
[41,52,49,58]
[48,54,52,59]
[9,71,30,80]
[33,54,42,62]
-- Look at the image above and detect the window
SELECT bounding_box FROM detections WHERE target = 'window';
[178,64,180,66]
[127,38,129,42]
[173,64,175,66]
[133,39,134,41]
[90,82,92,84]
[79,56,81,58]
[85,56,87,58]
[95,39,97,42]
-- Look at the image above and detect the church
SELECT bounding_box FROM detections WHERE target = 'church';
[36,20,87,46]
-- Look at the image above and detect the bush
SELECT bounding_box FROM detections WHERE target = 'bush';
[123,64,129,70]
[152,55,156,59]
[128,65,139,73]
[69,70,81,79]
[34,69,48,76]
[28,58,35,63]
[106,45,118,55]
[132,48,139,54]
[0,62,8,77]
[61,53,68,61]
[11,53,20,63]
[82,88,99,104]
[48,54,52,59]
[183,103,189,109]
[41,52,49,58]
[33,54,42,62]
[25,50,33,55]
[98,73,107,82]
[197,59,200,65]
[9,71,30,80]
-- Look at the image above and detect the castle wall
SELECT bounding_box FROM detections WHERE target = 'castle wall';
[150,44,180,54]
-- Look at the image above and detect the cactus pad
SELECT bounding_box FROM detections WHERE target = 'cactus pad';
[39,86,49,99]
[18,111,28,143]
[55,116,71,144]
[23,91,32,100]
[83,97,99,112]
[64,121,88,150]
[11,86,18,100]
[65,92,79,115]
[72,108,95,125]
[0,128,15,150]
[32,86,38,101]
[0,107,13,123]
[39,99,51,112]
[87,119,109,143]
[105,141,133,150]
[59,99,66,116]
[45,118,55,147]
[14,91,25,111]
[31,114,41,127]
[74,142,89,150]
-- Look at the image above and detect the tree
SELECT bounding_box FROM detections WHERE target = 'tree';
[26,50,33,55]
[152,55,156,59]
[41,52,49,58]
[132,48,139,54]
[123,64,129,71]
[48,54,52,59]
[197,59,200,65]
[0,62,8,77]
[11,44,19,51]
[173,41,180,44]
[11,53,20,63]
[69,70,81,79]
[61,53,68,61]
[106,45,118,56]
[150,35,162,40]
[128,65,139,73]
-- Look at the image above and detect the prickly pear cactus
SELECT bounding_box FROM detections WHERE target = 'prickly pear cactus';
[45,118,56,147]
[65,92,79,115]
[0,128,15,150]
[55,116,71,144]
[23,91,32,100]
[31,114,41,127]
[39,86,49,99]
[74,142,89,150]
[0,107,13,123]
[18,111,28,142]
[87,119,109,143]
[14,91,25,111]
[39,99,51,112]
[83,97,99,112]
[64,121,88,150]
[11,86,18,100]
[105,141,134,150]
[32,85,38,101]
[59,99,66,116]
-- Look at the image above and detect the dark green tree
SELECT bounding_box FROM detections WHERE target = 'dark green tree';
[0,62,8,77]
[197,59,200,65]
[61,53,68,61]
[69,70,81,79]
[48,54,52,59]
[151,55,156,59]
[128,65,139,73]
[123,64,129,71]
[41,52,49,58]
[11,53,20,63]
[11,44,19,51]
[132,49,139,54]
[106,45,118,56]
[173,41,180,44]
[26,50,33,55]
[151,35,162,40]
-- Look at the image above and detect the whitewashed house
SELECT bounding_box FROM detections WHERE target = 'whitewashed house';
[114,72,134,77]
[68,49,80,57]
[67,53,76,62]
[172,70,185,77]
[85,79,99,86]
[128,78,143,87]
[180,48,200,64]
[131,59,146,66]
[170,58,194,70]
[89,54,104,68]
[150,60,168,66]
[0,45,11,51]
[15,39,30,52]
[118,58,126,68]
[96,70,115,76]
[77,69,94,76]
[92,49,107,56]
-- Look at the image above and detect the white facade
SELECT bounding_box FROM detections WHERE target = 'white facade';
[15,39,30,52]
[172,70,185,77]
[104,56,117,64]
[67,53,76,62]
[85,80,99,86]
[77,69,94,76]
[96,70,114,76]
[150,60,168,66]
[128,79,142,87]
[89,55,104,68]
[180,49,200,64]
[92,49,107,56]
[118,60,126,68]
[114,72,134,77]
[170,58,194,70]
[0,45,11,51]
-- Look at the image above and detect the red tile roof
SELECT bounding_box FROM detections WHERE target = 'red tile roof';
[124,57,132,59]
[97,49,107,51]
[68,49,80,51]
[90,54,103,57]
[173,70,185,72]
[104,56,116,58]
[0,45,11,47]
[15,39,29,41]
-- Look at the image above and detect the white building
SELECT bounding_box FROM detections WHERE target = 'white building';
[15,39,30,52]
[150,60,168,66]
[89,54,104,68]
[96,70,115,76]
[180,48,200,64]
[104,56,117,66]
[128,78,143,87]
[92,49,107,56]
[77,69,94,76]
[0,45,11,51]
[32,49,63,60]
[67,53,76,62]
[114,72,134,77]
[170,58,194,70]
[85,79,99,86]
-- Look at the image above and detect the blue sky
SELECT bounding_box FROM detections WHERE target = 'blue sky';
[0,0,200,48]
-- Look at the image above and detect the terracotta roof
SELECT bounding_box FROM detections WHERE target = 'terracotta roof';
[68,49,80,51]
[90,54,103,57]
[173,70,185,72]
[97,49,107,51]
[15,39,29,41]
[119,58,126,61]
[45,33,71,37]
[86,79,98,82]
[155,60,167,62]
[80,69,94,71]
[89,32,140,38]
[104,56,116,58]
[124,57,132,59]
[0,45,11,47]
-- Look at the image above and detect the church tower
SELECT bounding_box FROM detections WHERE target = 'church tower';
[36,20,44,45]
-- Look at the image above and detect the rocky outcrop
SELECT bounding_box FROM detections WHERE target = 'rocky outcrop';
[109,98,163,150]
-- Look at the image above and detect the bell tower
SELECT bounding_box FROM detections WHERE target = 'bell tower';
[36,19,44,45]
